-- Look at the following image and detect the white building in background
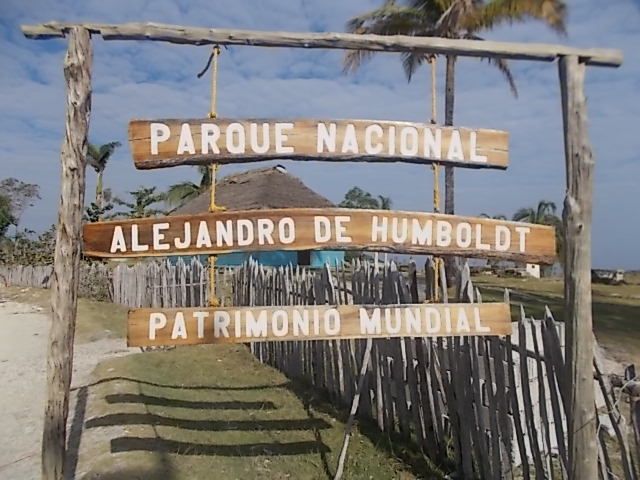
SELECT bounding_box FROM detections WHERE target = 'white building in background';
[525,263,541,278]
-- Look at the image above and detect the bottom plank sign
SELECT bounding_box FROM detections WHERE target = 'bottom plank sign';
[128,303,511,347]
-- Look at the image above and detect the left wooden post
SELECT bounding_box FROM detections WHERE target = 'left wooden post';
[42,27,92,480]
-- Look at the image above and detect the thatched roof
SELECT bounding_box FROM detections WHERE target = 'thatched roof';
[173,165,335,215]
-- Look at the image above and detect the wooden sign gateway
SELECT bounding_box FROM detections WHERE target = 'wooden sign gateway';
[83,208,556,263]
[128,303,512,347]
[129,118,509,169]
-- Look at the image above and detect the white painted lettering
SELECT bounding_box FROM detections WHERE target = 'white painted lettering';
[149,312,167,340]
[177,123,196,155]
[275,123,294,154]
[317,123,336,153]
[150,123,170,155]
[110,226,127,253]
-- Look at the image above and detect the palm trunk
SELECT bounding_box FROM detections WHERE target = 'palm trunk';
[444,55,459,285]
[444,55,456,214]
[96,171,103,212]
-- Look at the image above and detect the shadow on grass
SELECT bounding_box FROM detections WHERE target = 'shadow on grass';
[105,393,276,410]
[86,412,330,432]
[79,465,172,480]
[285,375,450,479]
[72,376,292,392]
[71,378,332,479]
[110,437,330,456]
[65,386,88,480]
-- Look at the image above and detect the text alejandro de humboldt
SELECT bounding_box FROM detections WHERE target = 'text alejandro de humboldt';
[82,209,556,262]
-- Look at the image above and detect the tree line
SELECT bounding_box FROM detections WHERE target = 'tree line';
[0,141,562,264]
[4,0,569,263]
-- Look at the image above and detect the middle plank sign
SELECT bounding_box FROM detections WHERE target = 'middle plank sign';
[83,208,556,264]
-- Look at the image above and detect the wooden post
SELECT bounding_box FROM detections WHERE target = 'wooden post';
[559,54,597,480]
[334,337,373,480]
[208,45,222,307]
[42,27,91,480]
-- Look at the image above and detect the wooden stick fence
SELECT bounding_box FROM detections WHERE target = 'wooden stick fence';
[2,258,637,478]
[231,258,638,480]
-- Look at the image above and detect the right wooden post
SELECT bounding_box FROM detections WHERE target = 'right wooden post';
[558,54,597,479]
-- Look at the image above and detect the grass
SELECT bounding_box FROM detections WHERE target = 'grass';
[1,287,438,479]
[74,345,437,480]
[1,286,127,343]
[472,275,640,366]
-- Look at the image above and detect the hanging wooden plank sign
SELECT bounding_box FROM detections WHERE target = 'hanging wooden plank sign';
[128,302,512,347]
[129,118,509,170]
[83,208,556,263]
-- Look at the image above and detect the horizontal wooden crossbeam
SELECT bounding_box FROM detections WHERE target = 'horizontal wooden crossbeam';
[21,22,622,67]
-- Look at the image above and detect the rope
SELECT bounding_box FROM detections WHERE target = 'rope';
[430,57,440,213]
[429,57,443,301]
[206,45,222,307]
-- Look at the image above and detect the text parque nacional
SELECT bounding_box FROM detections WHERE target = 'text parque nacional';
[129,119,509,168]
[150,121,488,162]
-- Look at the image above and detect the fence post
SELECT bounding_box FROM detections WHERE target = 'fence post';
[559,54,597,480]
[42,26,91,480]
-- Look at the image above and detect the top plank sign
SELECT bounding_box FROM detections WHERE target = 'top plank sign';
[129,118,509,170]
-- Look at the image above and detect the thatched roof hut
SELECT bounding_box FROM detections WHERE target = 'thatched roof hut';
[173,165,334,214]
[173,165,344,267]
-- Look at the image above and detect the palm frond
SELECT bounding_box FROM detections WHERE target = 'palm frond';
[112,197,133,209]
[462,32,518,96]
[434,0,476,36]
[465,0,567,35]
[489,56,518,97]
[536,200,557,221]
[97,141,122,162]
[344,3,436,75]
[165,181,201,207]
[86,144,102,172]
[401,52,430,81]
[512,207,534,222]
[87,141,121,173]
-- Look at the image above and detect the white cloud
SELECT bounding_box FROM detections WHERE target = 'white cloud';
[1,0,638,268]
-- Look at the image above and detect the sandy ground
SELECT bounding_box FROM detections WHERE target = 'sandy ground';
[0,300,131,480]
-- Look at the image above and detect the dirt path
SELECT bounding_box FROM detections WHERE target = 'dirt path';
[0,299,132,480]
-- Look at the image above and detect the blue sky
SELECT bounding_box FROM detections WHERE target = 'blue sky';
[1,0,638,268]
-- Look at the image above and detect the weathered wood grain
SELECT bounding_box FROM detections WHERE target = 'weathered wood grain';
[127,302,511,347]
[21,22,623,67]
[82,207,556,264]
[128,118,509,169]
[559,55,598,480]
[42,27,91,480]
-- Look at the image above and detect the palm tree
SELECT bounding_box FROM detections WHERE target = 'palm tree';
[513,200,563,258]
[0,193,16,237]
[111,187,166,219]
[165,165,212,207]
[378,195,393,210]
[339,186,380,209]
[512,200,558,224]
[339,187,393,210]
[344,0,567,216]
[479,213,506,220]
[87,141,121,211]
